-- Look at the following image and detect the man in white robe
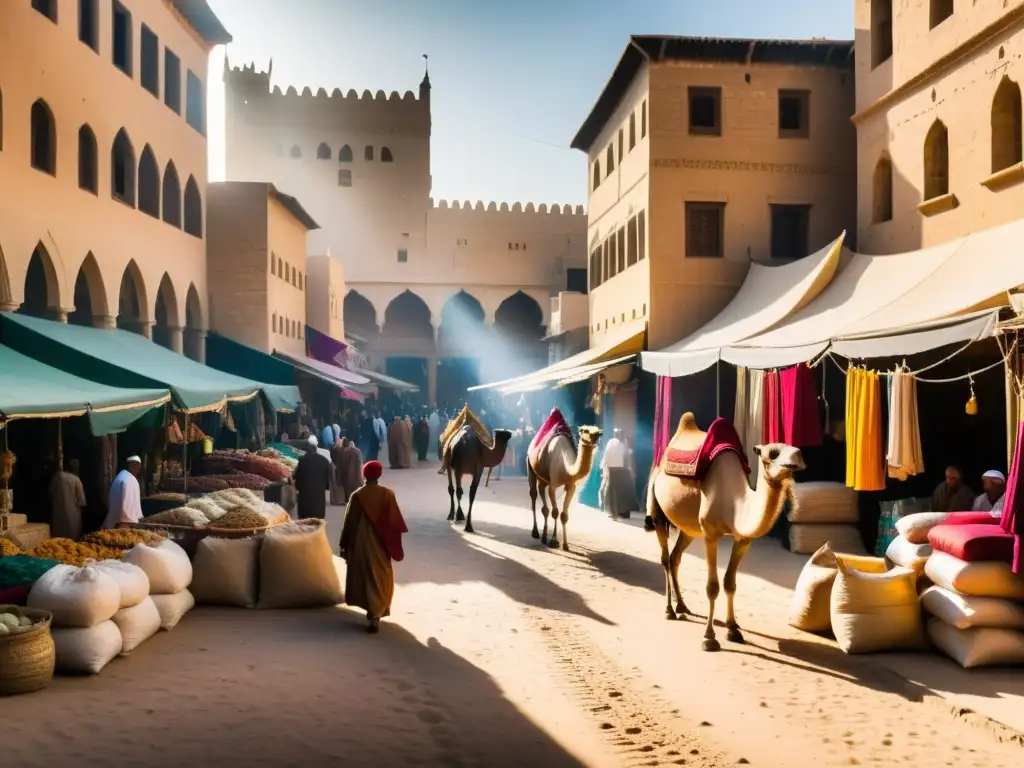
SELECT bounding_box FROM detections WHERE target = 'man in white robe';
[102,456,143,529]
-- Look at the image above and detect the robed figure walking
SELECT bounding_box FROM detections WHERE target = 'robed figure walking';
[294,436,332,519]
[339,461,408,633]
[414,416,430,461]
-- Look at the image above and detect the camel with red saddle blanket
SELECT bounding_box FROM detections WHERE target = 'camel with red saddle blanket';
[527,408,602,552]
[645,413,805,651]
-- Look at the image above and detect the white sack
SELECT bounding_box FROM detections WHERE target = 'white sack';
[830,559,924,654]
[789,545,888,633]
[885,536,931,574]
[112,596,162,654]
[924,551,1024,599]
[927,617,1024,669]
[92,560,150,608]
[921,585,1024,630]
[123,539,193,594]
[896,512,950,545]
[150,590,195,631]
[52,620,123,674]
[258,520,343,609]
[191,536,260,609]
[27,563,121,628]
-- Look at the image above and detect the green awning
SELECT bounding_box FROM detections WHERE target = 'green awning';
[0,342,170,435]
[204,333,302,412]
[0,313,262,414]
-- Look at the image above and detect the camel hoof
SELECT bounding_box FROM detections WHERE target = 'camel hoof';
[643,515,656,532]
[455,514,465,523]
[727,627,745,644]
[561,543,570,552]
[463,525,474,534]
[665,608,677,621]
[675,603,690,618]
[701,638,721,653]
[546,538,560,549]
[446,514,454,522]
[531,529,540,539]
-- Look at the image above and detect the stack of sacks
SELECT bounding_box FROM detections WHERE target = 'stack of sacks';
[91,559,161,656]
[789,543,887,634]
[923,522,1024,668]
[27,563,124,674]
[894,512,1002,590]
[123,539,195,631]
[787,482,866,555]
[830,556,925,654]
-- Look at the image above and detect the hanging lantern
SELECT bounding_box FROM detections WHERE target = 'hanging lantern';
[965,375,978,416]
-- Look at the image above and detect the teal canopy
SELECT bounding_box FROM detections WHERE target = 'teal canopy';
[0,342,170,435]
[204,333,301,412]
[0,314,264,414]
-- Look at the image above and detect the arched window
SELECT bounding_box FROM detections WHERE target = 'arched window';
[923,120,950,200]
[111,127,136,205]
[872,155,893,223]
[364,145,374,161]
[339,144,353,162]
[31,99,56,176]
[992,76,1023,174]
[629,113,636,150]
[138,145,160,218]
[381,147,393,162]
[289,145,301,158]
[592,159,601,191]
[316,142,331,160]
[183,175,202,238]
[605,144,615,173]
[162,161,181,227]
[78,124,98,194]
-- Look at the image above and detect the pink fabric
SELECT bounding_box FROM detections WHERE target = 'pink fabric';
[929,523,1015,564]
[762,371,782,443]
[1001,420,1024,573]
[663,417,750,481]
[943,512,1002,527]
[529,408,573,455]
[652,376,673,468]
[780,365,822,448]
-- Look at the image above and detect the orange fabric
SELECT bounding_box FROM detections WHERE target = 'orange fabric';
[343,483,408,562]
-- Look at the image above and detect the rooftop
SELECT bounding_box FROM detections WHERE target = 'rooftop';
[570,34,855,152]
[169,0,232,45]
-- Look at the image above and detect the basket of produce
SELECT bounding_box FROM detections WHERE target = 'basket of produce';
[83,528,167,551]
[0,605,56,696]
[25,539,124,567]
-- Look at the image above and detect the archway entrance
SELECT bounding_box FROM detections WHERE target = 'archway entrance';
[18,244,59,319]
[184,284,204,361]
[69,253,107,327]
[0,243,12,312]
[382,291,433,405]
[343,290,378,340]
[153,273,180,352]
[438,291,486,407]
[494,291,545,375]
[117,261,147,335]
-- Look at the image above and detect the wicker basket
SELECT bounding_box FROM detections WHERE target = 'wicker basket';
[0,605,55,696]
[133,516,288,558]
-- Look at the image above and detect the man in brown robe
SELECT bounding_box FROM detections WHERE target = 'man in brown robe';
[400,416,414,468]
[329,440,347,505]
[50,458,87,540]
[339,460,408,633]
[387,417,403,469]
[339,437,364,502]
[930,465,974,512]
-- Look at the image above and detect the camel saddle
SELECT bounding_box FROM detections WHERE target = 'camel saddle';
[527,408,574,465]
[438,406,492,473]
[662,414,749,481]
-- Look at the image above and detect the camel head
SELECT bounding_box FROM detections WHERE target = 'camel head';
[753,443,806,486]
[577,426,603,447]
[493,429,513,445]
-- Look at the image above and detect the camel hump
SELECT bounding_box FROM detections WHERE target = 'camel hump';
[675,412,705,440]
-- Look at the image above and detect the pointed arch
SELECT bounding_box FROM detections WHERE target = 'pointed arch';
[117,259,148,333]
[592,159,601,191]
[0,243,11,308]
[605,144,615,173]
[153,273,180,350]
[78,124,98,193]
[344,290,377,336]
[872,154,893,223]
[69,252,108,326]
[162,161,181,227]
[184,283,204,361]
[339,144,353,162]
[183,175,202,238]
[992,76,1023,174]
[494,291,544,339]
[30,99,57,176]
[440,290,485,328]
[381,146,394,162]
[18,243,60,318]
[111,127,136,205]
[923,119,949,200]
[138,144,160,218]
[316,142,332,160]
[382,290,432,339]
[364,145,374,161]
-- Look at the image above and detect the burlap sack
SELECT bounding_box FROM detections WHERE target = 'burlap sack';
[789,544,887,633]
[830,559,924,654]
[257,520,343,609]
[789,523,866,555]
[191,536,260,609]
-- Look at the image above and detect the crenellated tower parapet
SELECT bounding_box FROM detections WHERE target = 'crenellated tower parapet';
[429,199,586,216]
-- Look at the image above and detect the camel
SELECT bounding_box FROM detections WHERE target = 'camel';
[443,426,512,534]
[528,423,602,552]
[645,413,805,652]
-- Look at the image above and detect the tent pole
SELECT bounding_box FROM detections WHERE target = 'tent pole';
[183,412,188,495]
[715,360,721,419]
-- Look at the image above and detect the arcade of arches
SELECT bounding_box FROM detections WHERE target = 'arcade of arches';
[344,288,547,406]
[0,243,206,362]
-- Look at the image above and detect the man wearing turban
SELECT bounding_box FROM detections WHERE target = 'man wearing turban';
[339,460,408,633]
[294,435,332,519]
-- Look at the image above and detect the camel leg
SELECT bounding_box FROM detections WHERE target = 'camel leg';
[455,476,465,523]
[558,483,576,552]
[484,466,492,488]
[669,531,694,618]
[538,481,551,543]
[654,520,676,619]
[528,466,541,539]
[464,470,482,534]
[701,537,722,652]
[446,466,456,522]
[546,485,560,549]
[723,538,753,644]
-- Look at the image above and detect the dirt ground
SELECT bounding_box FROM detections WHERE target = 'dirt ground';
[5,464,1024,767]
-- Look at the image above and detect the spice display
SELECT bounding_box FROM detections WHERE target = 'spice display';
[142,508,210,528]
[212,508,268,530]
[26,539,124,567]
[83,529,166,550]
[146,492,188,504]
[1,538,22,557]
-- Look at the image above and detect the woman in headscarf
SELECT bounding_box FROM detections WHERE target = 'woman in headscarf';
[339,461,408,633]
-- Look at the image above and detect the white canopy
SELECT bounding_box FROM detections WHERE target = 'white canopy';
[641,232,845,377]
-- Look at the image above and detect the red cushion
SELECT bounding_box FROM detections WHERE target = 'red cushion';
[941,512,1002,527]
[0,585,31,605]
[928,523,1015,563]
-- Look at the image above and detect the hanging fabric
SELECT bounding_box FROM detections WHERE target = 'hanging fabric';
[780,364,822,448]
[846,367,886,492]
[762,370,782,443]
[733,367,748,446]
[652,375,673,468]
[744,369,765,462]
[1000,419,1024,574]
[845,366,860,488]
[886,368,925,481]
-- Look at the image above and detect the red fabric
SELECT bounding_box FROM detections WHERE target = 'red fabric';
[362,460,383,481]
[928,523,1015,564]
[664,417,749,481]
[529,408,573,455]
[0,585,31,605]
[781,364,822,448]
[1001,420,1024,573]
[364,488,409,562]
[942,512,1002,527]
[762,371,782,443]
[652,376,673,468]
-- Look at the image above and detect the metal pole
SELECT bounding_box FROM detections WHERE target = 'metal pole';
[183,412,188,495]
[715,360,721,418]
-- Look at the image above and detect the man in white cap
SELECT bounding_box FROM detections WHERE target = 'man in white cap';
[102,455,143,529]
[972,470,1006,514]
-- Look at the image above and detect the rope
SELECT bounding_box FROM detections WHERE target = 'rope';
[825,336,1018,385]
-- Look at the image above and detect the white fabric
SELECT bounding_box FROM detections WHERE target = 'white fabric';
[102,469,142,529]
[972,493,1004,513]
[744,369,765,471]
[983,470,1006,482]
[373,417,387,443]
[52,621,123,674]
[601,437,626,469]
[27,564,121,628]
[886,370,925,481]
[126,455,141,464]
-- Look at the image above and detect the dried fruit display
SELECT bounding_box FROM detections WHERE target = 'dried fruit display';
[0,538,22,557]
[83,529,166,550]
[26,538,124,567]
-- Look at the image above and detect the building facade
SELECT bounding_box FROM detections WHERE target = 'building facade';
[222,61,588,403]
[305,253,346,344]
[0,0,230,361]
[574,36,857,352]
[206,181,318,357]
[855,1,1024,254]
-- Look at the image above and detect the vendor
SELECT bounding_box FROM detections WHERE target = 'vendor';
[101,456,143,529]
[930,465,974,513]
[50,457,87,540]
[972,469,1006,514]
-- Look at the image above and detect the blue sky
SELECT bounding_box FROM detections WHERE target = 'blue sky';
[206,0,852,206]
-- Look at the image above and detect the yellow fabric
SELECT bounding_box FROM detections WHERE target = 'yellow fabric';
[845,367,886,492]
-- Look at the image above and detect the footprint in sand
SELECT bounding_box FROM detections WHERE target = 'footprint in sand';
[417,709,445,725]
[626,727,642,734]
[396,681,415,692]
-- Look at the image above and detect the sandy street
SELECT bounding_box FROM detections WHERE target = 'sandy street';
[5,464,1024,767]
